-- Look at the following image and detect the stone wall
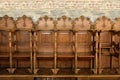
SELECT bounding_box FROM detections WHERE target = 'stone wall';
[0,0,120,21]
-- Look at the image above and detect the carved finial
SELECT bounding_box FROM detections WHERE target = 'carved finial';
[22,15,27,27]
[102,16,106,21]
[44,15,49,21]
[39,17,42,20]
[80,16,85,21]
[4,15,9,19]
[62,15,67,20]
[80,16,85,28]
[4,15,9,27]
[75,18,79,21]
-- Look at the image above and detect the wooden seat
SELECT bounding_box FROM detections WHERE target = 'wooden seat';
[95,16,118,74]
[34,16,55,74]
[74,16,96,74]
[12,15,34,74]
[55,16,74,75]
[0,15,15,74]
[57,52,74,58]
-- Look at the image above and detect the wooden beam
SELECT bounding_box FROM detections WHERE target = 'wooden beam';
[0,75,120,78]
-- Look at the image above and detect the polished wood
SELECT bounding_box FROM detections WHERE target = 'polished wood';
[56,16,74,75]
[0,15,15,74]
[94,16,117,74]
[34,16,55,74]
[113,17,120,74]
[12,15,34,74]
[74,16,96,74]
[0,15,120,79]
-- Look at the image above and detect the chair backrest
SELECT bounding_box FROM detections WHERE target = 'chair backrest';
[36,16,54,31]
[0,15,15,53]
[74,16,93,56]
[94,16,112,31]
[95,16,113,48]
[36,31,54,53]
[16,15,33,30]
[15,15,33,52]
[56,16,73,31]
[74,16,92,31]
[0,15,15,31]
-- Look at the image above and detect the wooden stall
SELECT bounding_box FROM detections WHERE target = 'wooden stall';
[0,15,120,80]
[56,16,74,75]
[94,16,118,74]
[12,15,34,74]
[0,15,15,74]
[34,16,55,75]
[74,16,97,74]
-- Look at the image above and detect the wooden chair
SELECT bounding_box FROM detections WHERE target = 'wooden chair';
[0,15,15,74]
[113,17,120,74]
[12,15,34,74]
[73,16,97,74]
[34,16,55,74]
[94,16,117,74]
[56,16,74,75]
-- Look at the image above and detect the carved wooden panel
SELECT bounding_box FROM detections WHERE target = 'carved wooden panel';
[113,18,120,31]
[15,31,30,53]
[56,16,73,30]
[74,16,91,31]
[100,32,112,48]
[77,31,93,56]
[16,15,33,30]
[57,31,74,69]
[0,31,10,53]
[57,31,73,54]
[37,31,54,53]
[94,16,112,31]
[36,16,54,30]
[13,15,33,71]
[0,15,15,30]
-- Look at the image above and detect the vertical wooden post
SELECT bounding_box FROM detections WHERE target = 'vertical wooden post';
[75,32,79,74]
[118,32,120,74]
[98,32,102,74]
[54,31,57,70]
[90,32,93,72]
[95,31,98,74]
[9,32,12,73]
[30,32,33,73]
[72,31,75,73]
[34,32,37,74]
[111,31,115,69]
[52,31,59,74]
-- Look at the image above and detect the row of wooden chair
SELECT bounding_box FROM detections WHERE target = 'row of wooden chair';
[0,15,120,75]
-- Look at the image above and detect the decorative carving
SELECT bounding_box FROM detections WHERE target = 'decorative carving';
[113,17,120,31]
[56,16,72,30]
[36,15,54,30]
[94,16,112,31]
[16,15,33,30]
[74,16,91,31]
[0,15,15,31]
